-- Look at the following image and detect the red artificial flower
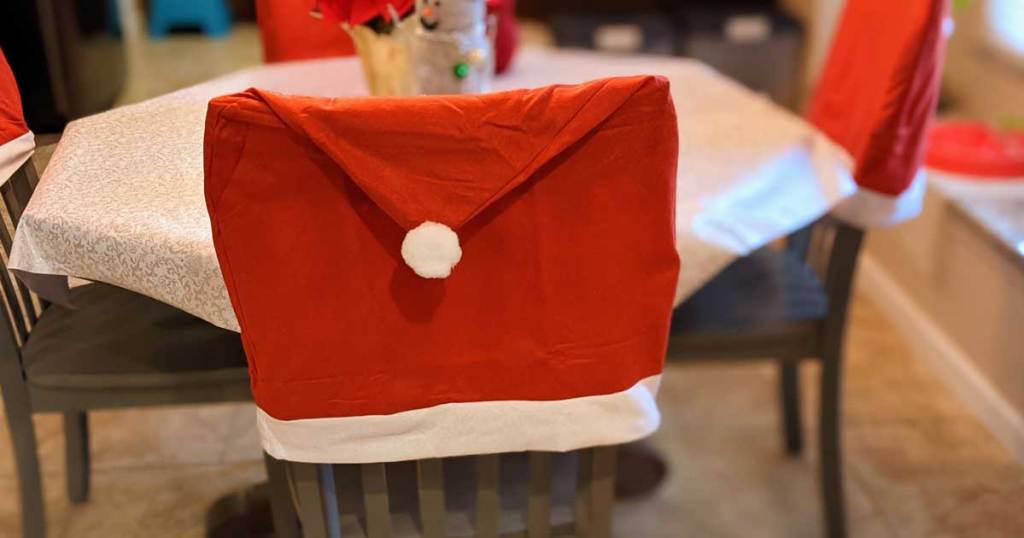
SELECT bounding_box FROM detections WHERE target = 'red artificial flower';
[317,0,415,26]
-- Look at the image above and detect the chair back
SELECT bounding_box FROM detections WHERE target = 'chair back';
[0,160,43,348]
[206,78,678,537]
[256,0,357,63]
[807,0,950,227]
[0,49,41,349]
[204,77,678,464]
[286,448,617,538]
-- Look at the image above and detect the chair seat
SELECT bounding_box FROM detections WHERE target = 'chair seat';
[22,283,248,390]
[667,248,828,360]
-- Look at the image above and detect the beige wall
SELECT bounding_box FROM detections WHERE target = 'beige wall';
[858,0,1024,444]
[867,192,1024,419]
[943,0,1024,122]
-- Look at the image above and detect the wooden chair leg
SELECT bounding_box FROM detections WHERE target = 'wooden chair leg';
[64,411,90,504]
[1,397,46,538]
[264,453,301,538]
[778,359,803,456]
[820,349,847,538]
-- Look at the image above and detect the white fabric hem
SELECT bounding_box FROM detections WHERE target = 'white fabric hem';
[0,131,34,185]
[257,375,662,464]
[688,135,858,256]
[831,169,927,228]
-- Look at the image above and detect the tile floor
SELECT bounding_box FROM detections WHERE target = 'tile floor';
[2,20,1023,538]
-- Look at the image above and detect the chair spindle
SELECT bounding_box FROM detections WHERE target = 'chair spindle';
[527,452,553,538]
[573,450,594,537]
[474,455,500,538]
[291,462,342,538]
[361,463,392,538]
[417,458,446,538]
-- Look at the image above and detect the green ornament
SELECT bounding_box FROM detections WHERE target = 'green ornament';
[454,63,470,79]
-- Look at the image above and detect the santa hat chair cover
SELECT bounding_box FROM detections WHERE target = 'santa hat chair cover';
[807,0,951,228]
[255,0,358,63]
[0,49,34,185]
[204,76,680,463]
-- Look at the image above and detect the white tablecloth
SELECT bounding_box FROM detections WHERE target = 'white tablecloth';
[9,49,855,332]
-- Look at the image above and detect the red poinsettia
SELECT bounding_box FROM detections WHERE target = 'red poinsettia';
[315,0,415,26]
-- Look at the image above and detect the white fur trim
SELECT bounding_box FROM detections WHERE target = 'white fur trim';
[257,375,662,464]
[0,131,34,186]
[831,169,927,228]
[401,221,462,278]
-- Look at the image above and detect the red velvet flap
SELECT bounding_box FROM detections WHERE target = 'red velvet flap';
[209,76,664,231]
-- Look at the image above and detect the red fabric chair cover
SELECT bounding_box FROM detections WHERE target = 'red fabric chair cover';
[204,76,679,463]
[487,0,519,74]
[256,0,357,63]
[0,48,33,184]
[807,0,951,227]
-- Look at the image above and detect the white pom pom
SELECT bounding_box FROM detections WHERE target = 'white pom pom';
[401,221,462,279]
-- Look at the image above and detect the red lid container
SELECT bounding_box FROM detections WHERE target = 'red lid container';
[926,121,1024,179]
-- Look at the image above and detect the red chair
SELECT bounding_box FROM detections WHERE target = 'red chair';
[808,0,951,227]
[204,77,679,535]
[669,2,950,537]
[255,0,357,63]
[0,48,33,183]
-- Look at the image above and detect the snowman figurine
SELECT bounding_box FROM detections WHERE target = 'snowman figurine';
[411,0,494,95]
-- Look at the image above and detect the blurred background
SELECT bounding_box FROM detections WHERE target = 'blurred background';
[1,0,1023,130]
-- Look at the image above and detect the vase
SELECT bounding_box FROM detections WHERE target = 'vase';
[346,23,416,96]
[345,0,494,97]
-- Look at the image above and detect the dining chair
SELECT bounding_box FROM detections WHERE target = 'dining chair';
[284,448,618,538]
[666,217,863,538]
[0,148,256,538]
[667,0,950,537]
[204,77,679,538]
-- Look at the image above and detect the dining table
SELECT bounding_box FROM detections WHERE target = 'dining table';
[8,47,855,328]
